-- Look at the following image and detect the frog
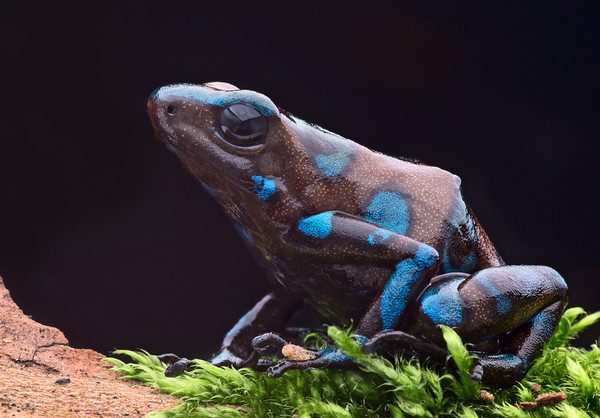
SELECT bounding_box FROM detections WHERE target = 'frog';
[146,81,568,387]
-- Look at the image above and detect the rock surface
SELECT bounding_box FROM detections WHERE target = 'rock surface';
[0,276,177,417]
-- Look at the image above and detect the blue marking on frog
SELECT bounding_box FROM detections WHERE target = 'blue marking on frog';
[442,249,477,274]
[421,277,464,327]
[233,224,252,244]
[199,183,218,199]
[380,244,437,329]
[479,273,512,316]
[317,347,349,362]
[353,335,369,345]
[163,85,277,116]
[251,175,276,200]
[314,144,353,177]
[316,335,367,363]
[297,211,335,239]
[531,308,554,340]
[367,228,392,246]
[224,308,253,338]
[495,353,524,367]
[210,350,231,365]
[519,266,566,295]
[364,191,410,235]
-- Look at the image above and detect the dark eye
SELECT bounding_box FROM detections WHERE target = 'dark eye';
[219,104,267,147]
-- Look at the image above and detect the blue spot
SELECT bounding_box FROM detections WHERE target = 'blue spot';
[367,228,392,246]
[421,277,464,327]
[233,224,252,244]
[297,212,334,239]
[314,144,353,177]
[199,183,218,199]
[364,191,410,235]
[379,244,438,329]
[414,244,438,267]
[353,335,369,346]
[251,175,276,200]
[317,347,350,363]
[157,84,277,116]
[532,309,548,328]
[495,353,524,368]
[517,266,566,296]
[531,308,555,341]
[210,350,231,364]
[479,274,512,316]
[316,335,366,363]
[225,311,252,339]
[442,249,477,274]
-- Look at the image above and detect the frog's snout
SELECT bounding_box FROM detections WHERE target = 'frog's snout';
[147,82,240,131]
[147,89,168,131]
[147,87,174,129]
[147,87,185,145]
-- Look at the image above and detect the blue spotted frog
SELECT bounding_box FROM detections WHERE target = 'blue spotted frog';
[147,82,568,387]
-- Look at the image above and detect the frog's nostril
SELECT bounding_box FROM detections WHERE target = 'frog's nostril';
[166,105,177,115]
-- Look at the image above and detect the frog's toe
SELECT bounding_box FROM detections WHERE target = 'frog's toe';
[469,359,484,382]
[156,352,192,377]
[156,353,182,364]
[266,358,325,376]
[256,357,275,370]
[211,348,253,368]
[251,332,288,356]
[266,360,296,377]
[164,357,190,377]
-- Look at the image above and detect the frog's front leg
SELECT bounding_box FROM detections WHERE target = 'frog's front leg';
[210,292,301,368]
[159,292,300,377]
[264,211,439,376]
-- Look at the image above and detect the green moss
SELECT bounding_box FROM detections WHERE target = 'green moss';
[106,308,600,417]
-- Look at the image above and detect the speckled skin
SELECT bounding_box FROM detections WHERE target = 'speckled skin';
[147,82,568,387]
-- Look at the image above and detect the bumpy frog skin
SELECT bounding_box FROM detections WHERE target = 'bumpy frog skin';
[147,82,568,387]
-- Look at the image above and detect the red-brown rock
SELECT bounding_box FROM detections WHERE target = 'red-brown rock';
[0,276,177,417]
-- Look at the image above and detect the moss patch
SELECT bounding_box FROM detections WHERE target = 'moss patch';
[106,307,600,417]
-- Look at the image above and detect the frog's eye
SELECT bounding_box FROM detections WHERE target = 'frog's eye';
[219,104,268,147]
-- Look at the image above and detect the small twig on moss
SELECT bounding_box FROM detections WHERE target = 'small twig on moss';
[519,391,567,410]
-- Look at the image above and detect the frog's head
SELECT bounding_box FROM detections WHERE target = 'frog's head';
[148,82,358,226]
[147,82,289,204]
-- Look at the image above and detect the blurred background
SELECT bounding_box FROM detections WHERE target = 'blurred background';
[0,2,599,358]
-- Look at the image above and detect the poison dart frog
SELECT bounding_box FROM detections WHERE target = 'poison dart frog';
[147,81,567,387]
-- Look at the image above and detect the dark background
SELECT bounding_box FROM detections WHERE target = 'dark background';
[1,2,599,358]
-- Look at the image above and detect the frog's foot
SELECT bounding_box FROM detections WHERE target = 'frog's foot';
[469,358,484,382]
[267,357,339,376]
[156,353,191,377]
[362,330,486,383]
[267,346,355,377]
[469,353,526,388]
[362,330,448,363]
[251,332,357,377]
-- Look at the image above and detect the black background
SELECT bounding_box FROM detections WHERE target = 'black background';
[1,2,599,358]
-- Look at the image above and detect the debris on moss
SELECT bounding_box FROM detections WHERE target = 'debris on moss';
[106,307,600,417]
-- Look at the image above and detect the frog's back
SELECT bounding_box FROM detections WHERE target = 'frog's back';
[276,117,502,274]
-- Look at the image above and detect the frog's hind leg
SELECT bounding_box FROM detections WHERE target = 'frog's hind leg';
[415,265,567,387]
[361,274,464,372]
[476,299,565,386]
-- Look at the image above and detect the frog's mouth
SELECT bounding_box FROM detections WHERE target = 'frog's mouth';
[147,98,167,138]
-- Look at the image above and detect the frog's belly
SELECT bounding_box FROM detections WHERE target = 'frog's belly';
[280,262,392,326]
